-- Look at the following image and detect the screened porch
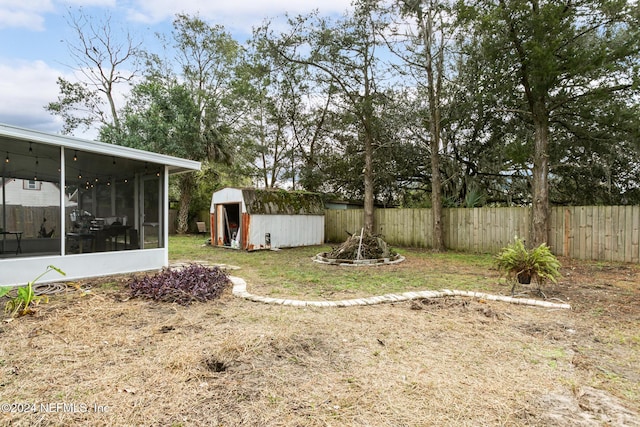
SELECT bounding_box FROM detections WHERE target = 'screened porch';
[0,124,199,286]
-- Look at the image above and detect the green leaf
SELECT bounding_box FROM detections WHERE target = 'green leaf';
[47,265,67,276]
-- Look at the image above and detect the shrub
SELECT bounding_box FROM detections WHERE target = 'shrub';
[0,265,65,317]
[129,264,230,306]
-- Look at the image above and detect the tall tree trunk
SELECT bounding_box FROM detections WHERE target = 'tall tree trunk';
[362,22,376,236]
[531,107,550,247]
[421,2,445,251]
[104,80,120,130]
[363,132,375,234]
[430,123,445,251]
[176,172,195,234]
[498,0,551,248]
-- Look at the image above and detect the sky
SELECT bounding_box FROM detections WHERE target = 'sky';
[0,0,353,137]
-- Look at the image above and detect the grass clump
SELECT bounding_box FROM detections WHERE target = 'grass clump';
[129,264,230,306]
[0,265,65,317]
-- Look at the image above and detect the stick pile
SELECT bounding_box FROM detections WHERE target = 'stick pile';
[328,231,395,260]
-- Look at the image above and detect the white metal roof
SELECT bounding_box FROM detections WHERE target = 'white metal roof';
[0,123,201,174]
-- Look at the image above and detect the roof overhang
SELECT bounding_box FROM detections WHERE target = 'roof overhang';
[0,123,201,175]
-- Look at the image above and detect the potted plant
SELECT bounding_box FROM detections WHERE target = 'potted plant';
[494,237,561,294]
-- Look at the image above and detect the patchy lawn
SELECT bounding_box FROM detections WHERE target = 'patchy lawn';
[0,238,638,426]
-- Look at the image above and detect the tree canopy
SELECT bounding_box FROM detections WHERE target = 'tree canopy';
[47,0,640,246]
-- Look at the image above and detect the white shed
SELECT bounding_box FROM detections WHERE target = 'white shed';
[210,187,325,250]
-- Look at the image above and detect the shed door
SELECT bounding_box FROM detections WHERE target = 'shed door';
[215,203,240,247]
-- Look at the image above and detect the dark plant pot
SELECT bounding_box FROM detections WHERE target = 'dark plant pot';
[517,271,532,284]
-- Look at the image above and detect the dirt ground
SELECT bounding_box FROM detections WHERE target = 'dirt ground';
[0,257,639,426]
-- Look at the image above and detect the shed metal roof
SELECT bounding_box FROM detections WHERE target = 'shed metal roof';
[242,188,325,215]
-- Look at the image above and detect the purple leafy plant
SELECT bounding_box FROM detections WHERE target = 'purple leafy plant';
[129,264,230,306]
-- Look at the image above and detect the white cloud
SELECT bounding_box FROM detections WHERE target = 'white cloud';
[0,1,117,31]
[62,0,116,5]
[0,59,134,137]
[0,0,355,136]
[137,0,352,16]
[1,0,352,34]
[126,0,353,32]
[0,0,54,30]
[0,60,68,132]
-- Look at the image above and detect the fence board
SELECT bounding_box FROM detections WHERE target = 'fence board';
[595,206,604,260]
[607,206,614,261]
[575,206,581,257]
[448,208,457,249]
[391,209,401,244]
[472,208,480,252]
[489,208,499,252]
[325,205,640,263]
[459,209,468,250]
[563,208,571,257]
[616,206,625,262]
[577,207,585,259]
[397,209,404,244]
[2,205,61,238]
[456,208,466,250]
[450,208,457,249]
[425,209,433,247]
[391,209,401,245]
[413,209,424,247]
[632,206,640,262]
[375,209,385,239]
[624,207,633,263]
[410,209,418,247]
[585,206,594,260]
[617,206,626,262]
[608,206,616,262]
[608,206,620,261]
[549,207,558,253]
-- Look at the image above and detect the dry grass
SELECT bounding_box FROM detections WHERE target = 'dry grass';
[0,248,639,426]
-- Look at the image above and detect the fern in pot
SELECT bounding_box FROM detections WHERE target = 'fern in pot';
[495,237,561,294]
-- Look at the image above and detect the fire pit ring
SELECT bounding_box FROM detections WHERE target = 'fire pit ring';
[312,252,405,266]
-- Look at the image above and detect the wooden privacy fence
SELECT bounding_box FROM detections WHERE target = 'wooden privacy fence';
[325,205,640,263]
[1,205,61,238]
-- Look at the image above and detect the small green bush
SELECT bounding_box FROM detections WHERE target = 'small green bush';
[495,237,561,294]
[0,265,66,317]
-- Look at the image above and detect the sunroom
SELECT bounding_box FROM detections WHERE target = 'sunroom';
[0,124,200,286]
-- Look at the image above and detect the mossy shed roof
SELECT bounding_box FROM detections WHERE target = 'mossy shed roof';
[240,188,326,215]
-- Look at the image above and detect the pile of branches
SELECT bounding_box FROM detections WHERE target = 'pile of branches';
[328,231,396,260]
[129,264,230,306]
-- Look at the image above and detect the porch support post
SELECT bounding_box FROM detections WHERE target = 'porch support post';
[162,165,169,267]
[60,147,66,255]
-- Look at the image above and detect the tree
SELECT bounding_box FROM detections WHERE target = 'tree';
[459,0,640,246]
[308,85,426,206]
[46,9,140,134]
[103,15,240,233]
[273,0,393,233]
[168,15,240,232]
[391,0,456,250]
[440,33,533,207]
[549,93,640,205]
[236,29,309,188]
